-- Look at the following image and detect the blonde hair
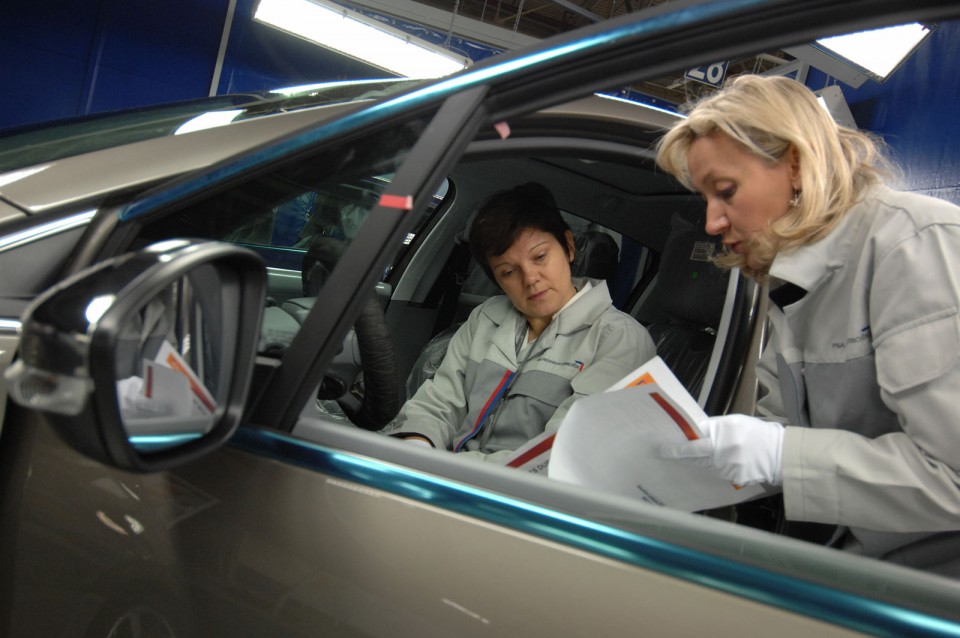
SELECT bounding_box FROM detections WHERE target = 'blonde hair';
[656,75,888,278]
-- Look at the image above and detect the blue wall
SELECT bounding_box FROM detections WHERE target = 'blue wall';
[0,0,229,126]
[0,0,382,130]
[806,20,960,204]
[0,2,956,204]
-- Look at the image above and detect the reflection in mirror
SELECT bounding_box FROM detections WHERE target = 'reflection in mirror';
[116,265,224,452]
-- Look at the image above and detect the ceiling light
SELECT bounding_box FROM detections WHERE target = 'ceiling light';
[254,0,470,79]
[786,23,933,87]
[815,23,931,81]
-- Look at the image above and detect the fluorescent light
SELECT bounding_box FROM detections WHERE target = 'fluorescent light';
[254,0,470,79]
[815,23,931,81]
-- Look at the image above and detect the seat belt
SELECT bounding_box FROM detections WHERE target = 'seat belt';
[431,238,473,335]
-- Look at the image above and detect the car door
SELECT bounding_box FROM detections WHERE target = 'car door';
[0,80,488,637]
[3,1,960,637]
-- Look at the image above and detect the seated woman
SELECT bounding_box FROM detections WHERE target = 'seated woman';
[381,182,656,462]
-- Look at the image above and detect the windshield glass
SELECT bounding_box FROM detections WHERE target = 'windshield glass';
[0,78,420,174]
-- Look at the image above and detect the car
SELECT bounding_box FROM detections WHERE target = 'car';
[2,0,960,636]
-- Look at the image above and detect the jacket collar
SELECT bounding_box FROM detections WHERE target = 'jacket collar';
[480,277,612,366]
[552,278,610,334]
[768,187,882,292]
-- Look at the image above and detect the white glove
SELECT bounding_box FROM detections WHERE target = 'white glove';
[660,414,785,486]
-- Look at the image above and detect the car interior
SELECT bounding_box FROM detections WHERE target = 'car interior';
[378,151,749,411]
[124,94,777,548]
[133,99,759,437]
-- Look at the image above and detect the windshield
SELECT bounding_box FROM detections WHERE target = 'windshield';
[0,78,420,174]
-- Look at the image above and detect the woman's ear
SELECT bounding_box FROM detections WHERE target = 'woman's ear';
[565,230,576,262]
[787,143,802,191]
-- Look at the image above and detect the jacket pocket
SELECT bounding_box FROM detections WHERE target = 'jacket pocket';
[875,308,960,393]
[508,370,572,408]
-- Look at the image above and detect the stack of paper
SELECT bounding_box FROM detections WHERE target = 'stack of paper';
[505,356,764,512]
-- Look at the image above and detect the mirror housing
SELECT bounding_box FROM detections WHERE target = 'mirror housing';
[6,240,266,472]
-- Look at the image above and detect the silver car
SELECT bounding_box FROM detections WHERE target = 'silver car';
[1,1,959,636]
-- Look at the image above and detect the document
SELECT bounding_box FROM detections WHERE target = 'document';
[504,429,555,474]
[154,341,216,417]
[547,356,764,512]
[120,342,217,438]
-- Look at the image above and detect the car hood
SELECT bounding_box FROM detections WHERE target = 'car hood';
[0,101,359,216]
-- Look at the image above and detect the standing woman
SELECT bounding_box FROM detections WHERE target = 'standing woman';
[656,74,960,573]
[383,182,656,462]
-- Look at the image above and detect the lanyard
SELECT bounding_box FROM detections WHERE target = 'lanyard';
[454,369,515,452]
[454,320,544,452]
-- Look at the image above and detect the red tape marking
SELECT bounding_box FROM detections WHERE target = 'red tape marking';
[379,194,413,210]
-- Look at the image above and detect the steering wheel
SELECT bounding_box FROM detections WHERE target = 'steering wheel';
[280,236,402,429]
[332,293,403,430]
[268,292,402,430]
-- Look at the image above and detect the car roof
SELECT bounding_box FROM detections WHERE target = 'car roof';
[0,92,678,217]
[0,101,360,216]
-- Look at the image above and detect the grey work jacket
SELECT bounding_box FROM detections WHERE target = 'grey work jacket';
[757,185,960,569]
[384,279,656,462]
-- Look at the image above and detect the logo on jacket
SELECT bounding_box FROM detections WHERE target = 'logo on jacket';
[542,357,585,371]
[832,325,871,349]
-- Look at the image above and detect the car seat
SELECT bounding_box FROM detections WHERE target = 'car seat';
[570,229,620,290]
[634,215,727,397]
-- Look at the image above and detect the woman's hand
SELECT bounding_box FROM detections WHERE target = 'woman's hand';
[660,414,785,486]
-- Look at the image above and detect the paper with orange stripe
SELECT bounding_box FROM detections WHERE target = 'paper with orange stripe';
[548,356,764,511]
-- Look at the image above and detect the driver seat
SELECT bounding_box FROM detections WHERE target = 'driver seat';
[632,216,726,396]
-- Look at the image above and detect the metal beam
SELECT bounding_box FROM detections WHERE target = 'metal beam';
[545,0,604,22]
[346,0,540,50]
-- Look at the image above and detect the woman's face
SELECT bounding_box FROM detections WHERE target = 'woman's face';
[687,131,800,271]
[489,228,577,327]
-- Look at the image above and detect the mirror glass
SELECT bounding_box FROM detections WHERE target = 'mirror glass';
[115,263,230,452]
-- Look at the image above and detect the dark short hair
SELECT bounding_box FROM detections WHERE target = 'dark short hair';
[469,182,571,281]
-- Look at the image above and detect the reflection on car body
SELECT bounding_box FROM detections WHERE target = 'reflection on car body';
[1,0,960,636]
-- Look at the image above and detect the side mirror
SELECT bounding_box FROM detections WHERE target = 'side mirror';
[5,240,266,472]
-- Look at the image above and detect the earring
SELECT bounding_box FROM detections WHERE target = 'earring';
[789,190,802,208]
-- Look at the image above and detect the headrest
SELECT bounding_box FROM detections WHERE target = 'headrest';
[571,230,620,285]
[655,217,727,330]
